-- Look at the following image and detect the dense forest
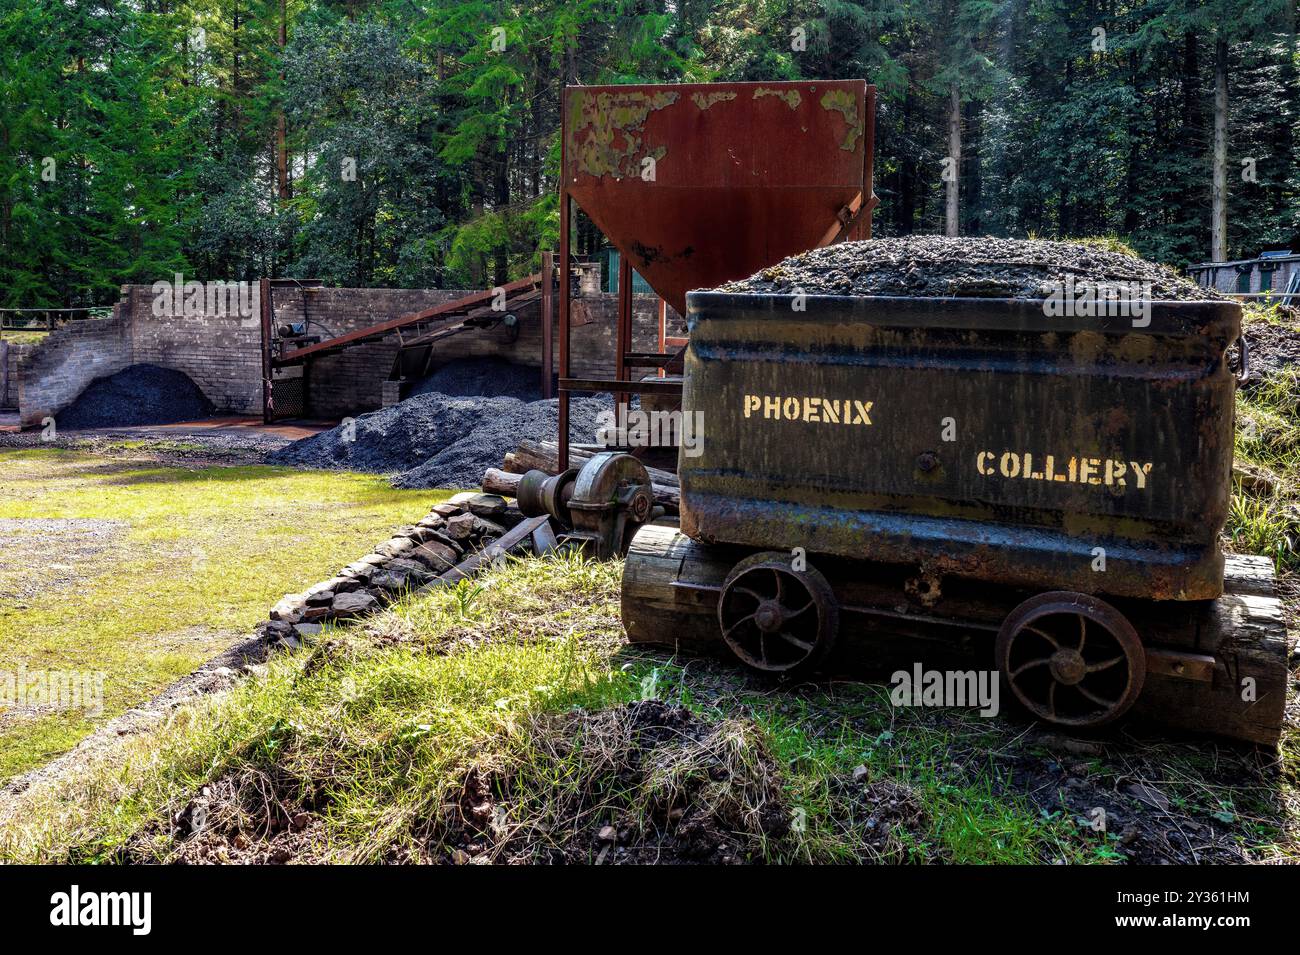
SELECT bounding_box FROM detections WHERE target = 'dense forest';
[1,0,1297,307]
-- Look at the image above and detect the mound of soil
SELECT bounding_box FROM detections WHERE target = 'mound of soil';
[478,700,793,865]
[718,236,1218,301]
[267,380,610,490]
[1243,318,1300,385]
[56,364,215,429]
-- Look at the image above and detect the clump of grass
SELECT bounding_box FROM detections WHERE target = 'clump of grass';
[1231,367,1300,572]
[0,553,626,864]
[1068,234,1143,259]
[492,700,788,864]
[1242,300,1297,327]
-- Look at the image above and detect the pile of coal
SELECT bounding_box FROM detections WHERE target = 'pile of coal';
[268,359,610,490]
[56,364,216,429]
[717,236,1218,302]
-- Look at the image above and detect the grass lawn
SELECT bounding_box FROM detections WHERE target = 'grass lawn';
[0,330,50,346]
[0,554,1097,863]
[0,448,440,779]
[2,552,1294,865]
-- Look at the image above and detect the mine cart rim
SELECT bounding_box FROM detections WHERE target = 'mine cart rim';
[996,592,1146,729]
[717,553,839,675]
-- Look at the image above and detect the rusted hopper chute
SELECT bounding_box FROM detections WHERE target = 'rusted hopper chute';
[555,80,877,467]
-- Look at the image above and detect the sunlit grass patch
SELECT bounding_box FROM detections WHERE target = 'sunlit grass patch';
[0,553,1081,865]
[1231,368,1300,573]
[0,448,438,779]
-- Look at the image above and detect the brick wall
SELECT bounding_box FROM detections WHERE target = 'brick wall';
[17,306,133,427]
[271,287,463,418]
[127,285,265,414]
[16,282,685,426]
[0,341,29,411]
[269,286,681,416]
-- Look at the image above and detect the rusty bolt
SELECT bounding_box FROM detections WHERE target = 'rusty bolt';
[916,451,940,473]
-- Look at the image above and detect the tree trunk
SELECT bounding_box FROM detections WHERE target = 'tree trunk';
[899,89,916,232]
[276,0,289,201]
[494,141,510,286]
[945,82,961,237]
[1211,37,1228,262]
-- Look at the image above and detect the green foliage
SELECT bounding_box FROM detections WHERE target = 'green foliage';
[1,0,1297,305]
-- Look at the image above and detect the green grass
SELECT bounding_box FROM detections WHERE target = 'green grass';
[0,448,440,779]
[0,554,1091,864]
[0,330,50,346]
[1229,307,1300,573]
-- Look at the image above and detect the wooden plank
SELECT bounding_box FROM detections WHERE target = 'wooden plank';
[1224,553,1279,599]
[531,520,559,555]
[623,351,685,371]
[560,377,684,397]
[422,514,551,589]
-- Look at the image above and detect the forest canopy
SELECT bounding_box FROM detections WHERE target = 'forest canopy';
[1,0,1297,307]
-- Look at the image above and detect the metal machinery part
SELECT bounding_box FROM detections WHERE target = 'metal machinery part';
[517,467,578,526]
[995,591,1146,728]
[619,523,1288,743]
[554,79,878,471]
[516,452,656,559]
[718,552,839,676]
[566,452,656,560]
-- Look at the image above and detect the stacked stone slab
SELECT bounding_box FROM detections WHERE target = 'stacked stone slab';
[257,491,528,648]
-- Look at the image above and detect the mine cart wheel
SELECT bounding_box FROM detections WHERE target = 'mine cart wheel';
[996,591,1146,729]
[717,553,838,676]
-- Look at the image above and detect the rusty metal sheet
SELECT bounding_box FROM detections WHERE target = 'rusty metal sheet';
[677,293,1241,602]
[563,81,874,315]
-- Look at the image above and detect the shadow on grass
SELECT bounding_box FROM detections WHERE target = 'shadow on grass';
[606,640,1295,863]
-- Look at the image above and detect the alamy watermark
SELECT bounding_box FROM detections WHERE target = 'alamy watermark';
[1042,275,1152,327]
[50,885,151,935]
[890,663,999,717]
[595,406,704,458]
[151,273,258,324]
[0,665,105,717]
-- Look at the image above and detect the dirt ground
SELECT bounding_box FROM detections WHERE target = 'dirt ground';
[0,418,317,468]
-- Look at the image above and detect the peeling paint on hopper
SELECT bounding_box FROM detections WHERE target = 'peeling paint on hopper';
[568,89,680,179]
[561,80,875,314]
[691,90,737,110]
[754,87,801,110]
[819,89,862,151]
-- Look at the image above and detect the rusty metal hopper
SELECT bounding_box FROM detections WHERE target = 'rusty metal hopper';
[562,81,875,314]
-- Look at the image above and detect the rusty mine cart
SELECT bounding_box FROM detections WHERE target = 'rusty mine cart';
[528,79,1289,746]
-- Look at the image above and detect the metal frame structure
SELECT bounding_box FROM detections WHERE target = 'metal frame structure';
[259,271,553,422]
[555,80,877,469]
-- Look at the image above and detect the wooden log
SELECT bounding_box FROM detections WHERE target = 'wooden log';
[482,467,523,498]
[510,439,680,488]
[621,523,724,653]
